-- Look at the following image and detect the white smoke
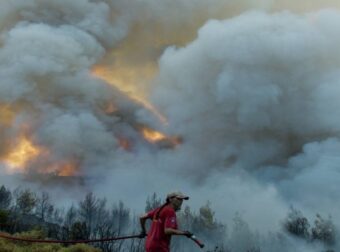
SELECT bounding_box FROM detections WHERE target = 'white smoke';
[147,8,340,250]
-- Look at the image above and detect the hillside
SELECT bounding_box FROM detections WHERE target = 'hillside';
[0,230,101,252]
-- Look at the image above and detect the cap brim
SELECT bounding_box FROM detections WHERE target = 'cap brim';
[177,196,189,200]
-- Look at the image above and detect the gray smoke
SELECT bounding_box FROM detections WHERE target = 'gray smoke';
[146,8,340,251]
[141,7,340,251]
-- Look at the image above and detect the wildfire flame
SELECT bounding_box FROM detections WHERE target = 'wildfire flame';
[4,136,40,173]
[0,65,179,177]
[91,66,168,125]
[44,160,79,177]
[2,136,78,176]
[139,126,182,148]
[117,136,132,151]
[104,102,118,114]
[141,127,168,143]
[58,164,77,177]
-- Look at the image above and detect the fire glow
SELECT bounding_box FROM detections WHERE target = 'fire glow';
[43,161,79,177]
[141,127,168,143]
[0,66,180,177]
[2,136,78,176]
[91,66,168,125]
[139,126,182,148]
[0,105,15,126]
[117,136,132,151]
[4,136,40,173]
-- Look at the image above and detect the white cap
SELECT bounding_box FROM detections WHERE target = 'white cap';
[166,191,189,200]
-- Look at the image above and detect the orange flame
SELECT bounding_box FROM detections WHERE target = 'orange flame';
[141,127,168,143]
[58,164,76,177]
[92,66,168,125]
[4,137,40,173]
[104,102,118,114]
[2,135,79,176]
[117,136,132,151]
[44,161,79,177]
[139,126,182,148]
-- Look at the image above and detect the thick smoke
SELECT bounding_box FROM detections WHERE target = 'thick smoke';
[149,6,340,214]
[1,0,340,251]
[146,8,340,250]
[154,9,340,173]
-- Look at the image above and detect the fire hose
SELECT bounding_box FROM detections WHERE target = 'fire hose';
[0,231,205,249]
[0,232,141,244]
[190,235,205,249]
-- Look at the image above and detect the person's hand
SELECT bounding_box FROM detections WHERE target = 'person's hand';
[138,231,147,239]
[183,230,193,238]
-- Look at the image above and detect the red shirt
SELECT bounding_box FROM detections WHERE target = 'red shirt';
[145,205,178,252]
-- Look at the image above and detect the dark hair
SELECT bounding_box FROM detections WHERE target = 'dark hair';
[155,200,170,220]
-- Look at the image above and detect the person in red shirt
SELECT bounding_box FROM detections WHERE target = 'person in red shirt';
[139,191,193,252]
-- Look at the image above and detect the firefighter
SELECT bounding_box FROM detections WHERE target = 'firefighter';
[139,191,193,252]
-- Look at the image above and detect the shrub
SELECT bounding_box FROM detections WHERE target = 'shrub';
[0,230,101,252]
[60,243,102,252]
[283,207,310,240]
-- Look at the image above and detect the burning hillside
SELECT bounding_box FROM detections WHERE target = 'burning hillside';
[1,134,81,176]
[0,92,180,176]
[2,1,340,251]
[0,62,181,177]
[4,136,40,173]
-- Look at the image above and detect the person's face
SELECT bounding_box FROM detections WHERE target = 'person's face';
[171,197,184,211]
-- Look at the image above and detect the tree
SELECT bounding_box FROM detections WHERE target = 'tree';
[229,213,260,252]
[311,214,336,246]
[15,189,37,215]
[52,207,64,224]
[93,199,112,252]
[94,198,107,230]
[104,201,131,252]
[198,202,215,228]
[64,204,77,228]
[0,185,11,210]
[283,207,310,240]
[70,221,88,240]
[111,201,130,235]
[35,191,54,222]
[175,202,226,251]
[192,202,226,242]
[79,192,99,238]
[0,209,9,226]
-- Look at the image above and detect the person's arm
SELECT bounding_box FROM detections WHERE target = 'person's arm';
[163,211,192,237]
[139,213,149,235]
[164,228,189,236]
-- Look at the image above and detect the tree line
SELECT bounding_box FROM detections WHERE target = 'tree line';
[0,186,225,251]
[0,185,337,252]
